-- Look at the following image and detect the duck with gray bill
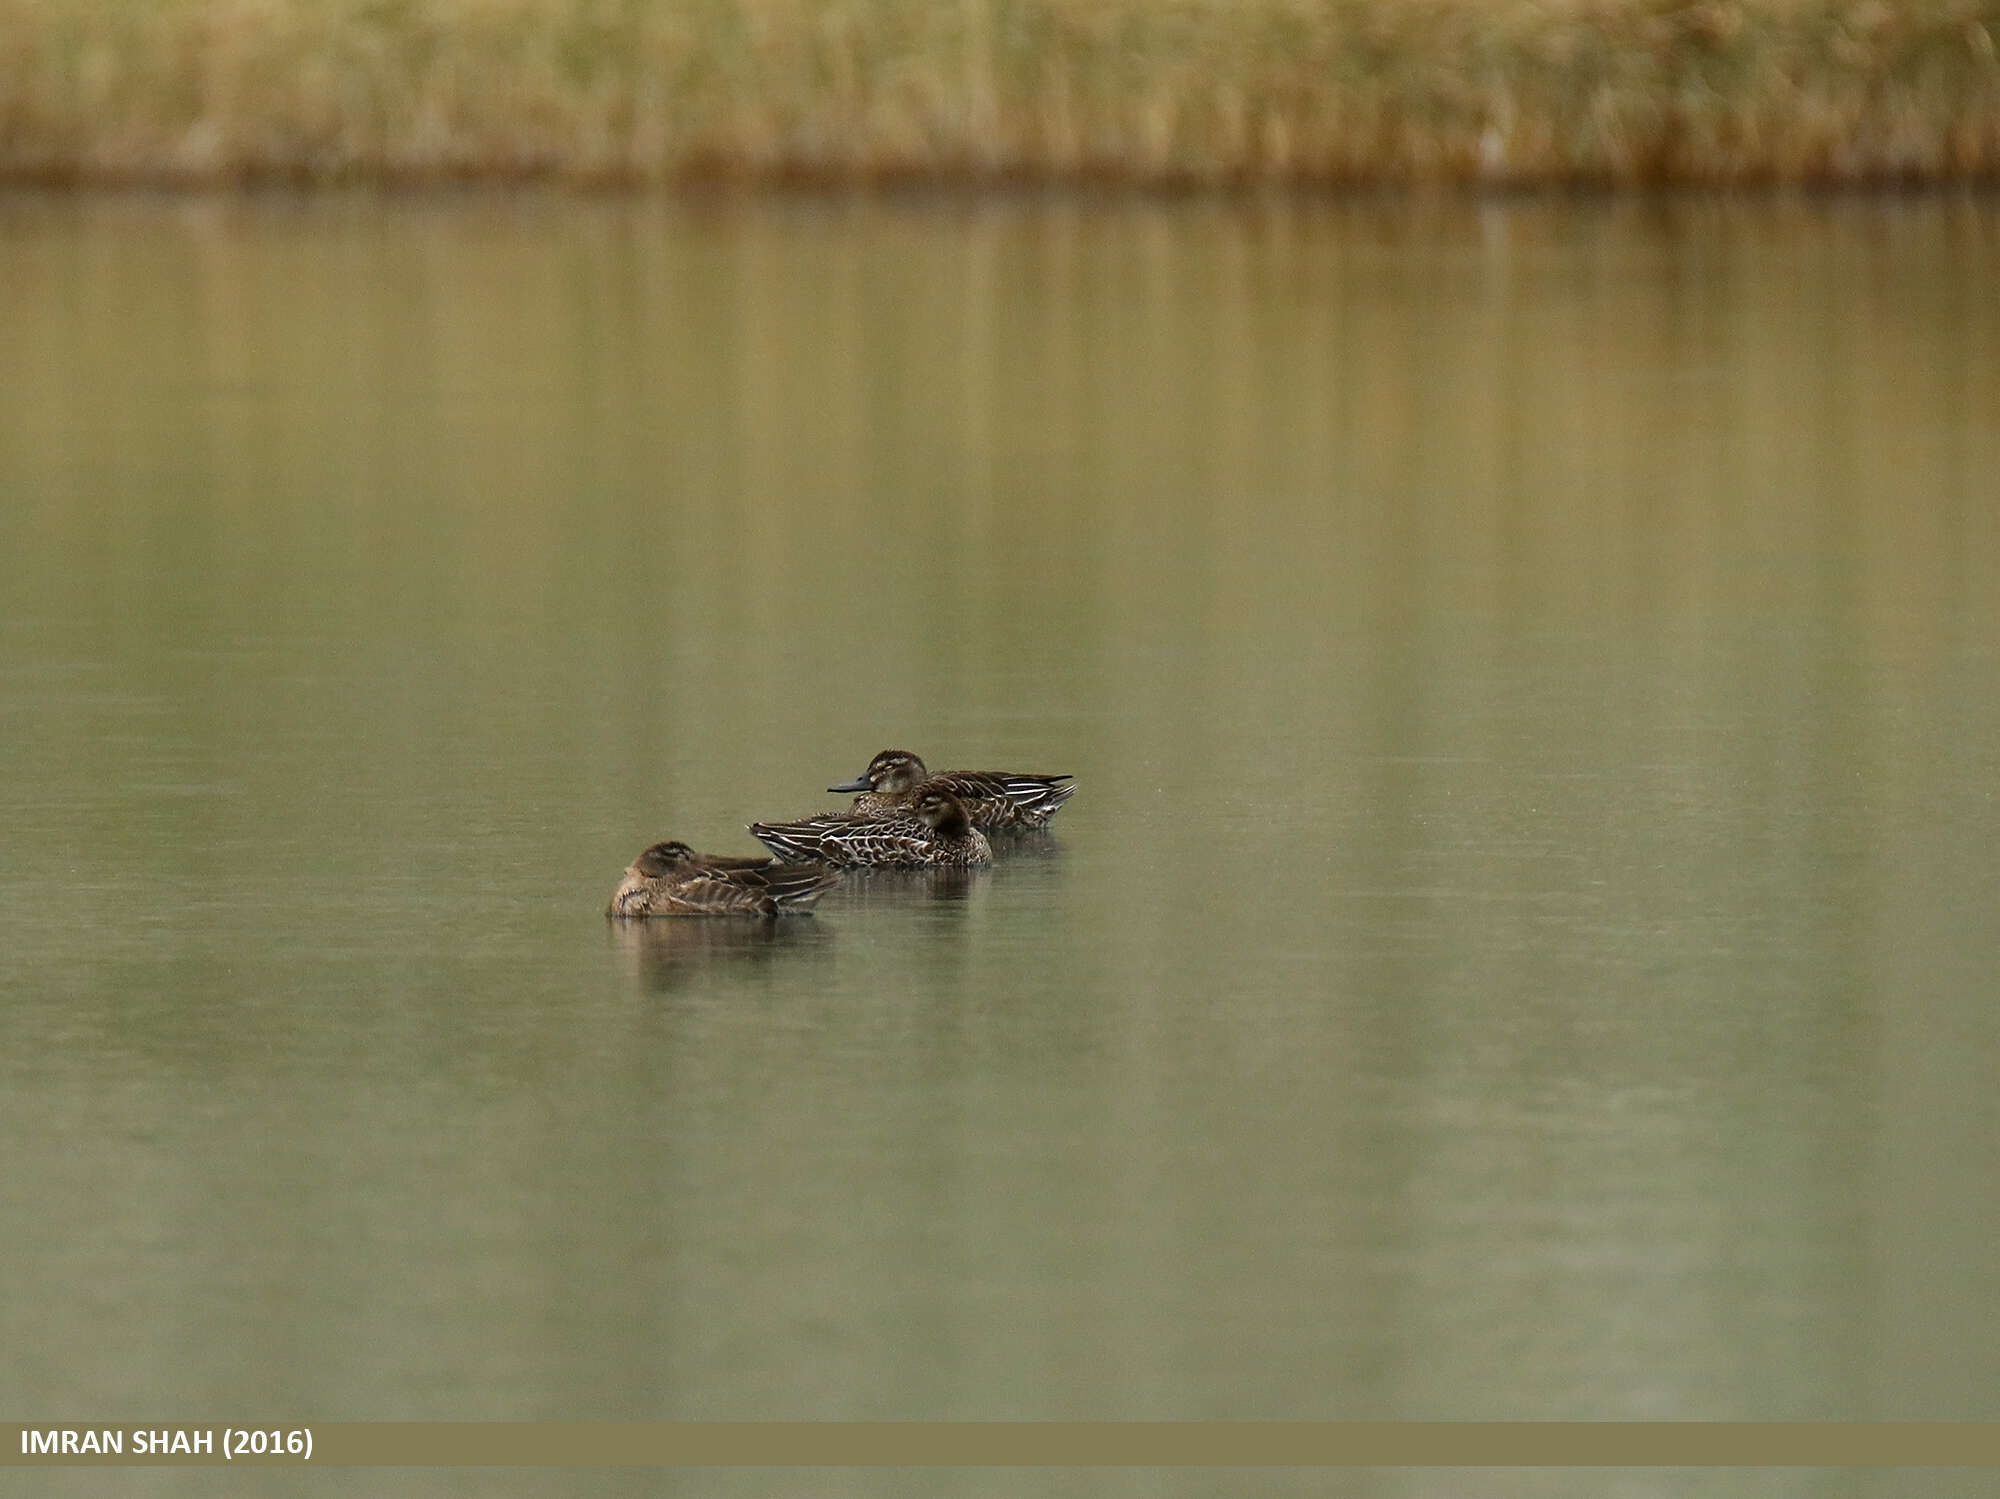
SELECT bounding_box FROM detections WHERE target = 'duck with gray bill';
[827,748,1075,831]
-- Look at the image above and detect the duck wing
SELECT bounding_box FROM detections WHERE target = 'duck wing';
[729,861,844,909]
[750,811,936,867]
[932,771,1076,826]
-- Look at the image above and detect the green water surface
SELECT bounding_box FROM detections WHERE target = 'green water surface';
[2,189,1997,1495]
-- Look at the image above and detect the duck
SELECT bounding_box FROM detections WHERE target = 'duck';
[749,787,994,868]
[607,840,844,918]
[826,748,1075,831]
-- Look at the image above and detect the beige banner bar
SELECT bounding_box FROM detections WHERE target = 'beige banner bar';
[7,1422,1999,1468]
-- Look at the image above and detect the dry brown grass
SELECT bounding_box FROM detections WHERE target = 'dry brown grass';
[2,0,1998,184]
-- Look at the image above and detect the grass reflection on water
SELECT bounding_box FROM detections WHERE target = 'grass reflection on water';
[0,191,1996,1429]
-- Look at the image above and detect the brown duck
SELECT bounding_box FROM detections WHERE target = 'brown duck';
[607,840,843,917]
[827,748,1075,831]
[749,787,994,868]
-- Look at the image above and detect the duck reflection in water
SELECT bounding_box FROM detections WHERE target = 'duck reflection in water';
[608,908,835,993]
[820,863,990,908]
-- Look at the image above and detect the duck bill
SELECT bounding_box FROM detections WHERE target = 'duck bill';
[827,775,873,793]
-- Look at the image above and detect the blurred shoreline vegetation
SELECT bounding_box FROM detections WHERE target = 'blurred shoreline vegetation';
[2,0,1997,185]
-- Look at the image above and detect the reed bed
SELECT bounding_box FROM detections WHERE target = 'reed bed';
[2,0,1997,184]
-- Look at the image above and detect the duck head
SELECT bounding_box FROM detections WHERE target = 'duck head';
[633,840,699,877]
[829,748,929,795]
[913,787,972,838]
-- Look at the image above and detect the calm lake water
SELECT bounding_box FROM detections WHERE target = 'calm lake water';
[3,189,1998,1497]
